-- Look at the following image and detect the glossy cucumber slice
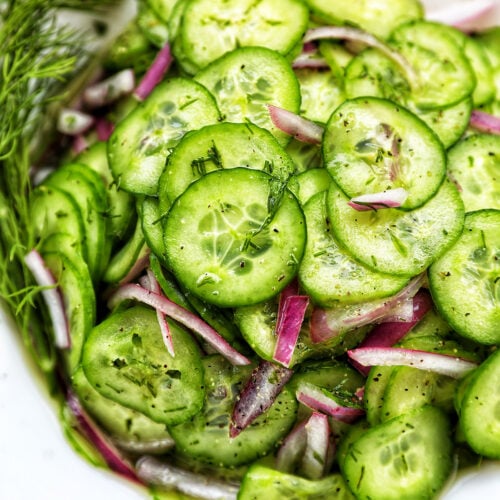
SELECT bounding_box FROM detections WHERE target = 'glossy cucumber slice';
[82,305,205,426]
[164,168,306,308]
[159,122,296,205]
[446,134,500,212]
[323,97,446,210]
[327,179,465,276]
[298,192,409,306]
[41,240,95,374]
[195,46,301,146]
[238,464,354,500]
[168,355,297,467]
[107,77,220,196]
[304,0,423,39]
[429,209,500,345]
[456,349,500,459]
[339,405,453,500]
[177,0,308,71]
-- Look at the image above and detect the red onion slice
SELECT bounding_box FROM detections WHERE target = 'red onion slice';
[83,69,135,108]
[348,347,478,378]
[275,420,308,472]
[108,283,250,366]
[348,188,409,211]
[136,456,239,500]
[230,360,293,438]
[57,108,94,135]
[267,104,324,144]
[296,382,364,423]
[304,26,417,86]
[292,51,330,69]
[424,0,496,28]
[24,249,70,349]
[273,294,309,367]
[144,268,175,357]
[469,110,500,135]
[95,117,115,142]
[302,412,333,480]
[310,274,425,343]
[66,390,139,483]
[134,43,173,101]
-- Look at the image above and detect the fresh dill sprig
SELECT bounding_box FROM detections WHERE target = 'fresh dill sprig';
[0,0,118,384]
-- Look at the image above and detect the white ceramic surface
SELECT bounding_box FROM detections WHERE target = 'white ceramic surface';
[1,1,499,499]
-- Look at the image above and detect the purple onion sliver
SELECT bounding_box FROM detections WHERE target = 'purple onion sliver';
[134,43,173,101]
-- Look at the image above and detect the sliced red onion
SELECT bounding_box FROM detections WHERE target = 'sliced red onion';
[424,0,496,28]
[292,51,330,69]
[348,188,408,211]
[117,246,151,286]
[275,420,308,472]
[145,268,175,357]
[136,456,239,500]
[310,274,425,343]
[267,104,324,144]
[72,134,89,155]
[302,412,333,480]
[230,360,293,438]
[112,436,175,455]
[352,290,433,374]
[378,297,415,323]
[347,347,478,379]
[95,117,115,142]
[304,26,417,85]
[108,283,250,366]
[83,69,135,108]
[134,43,173,101]
[276,280,299,332]
[66,390,139,483]
[296,382,364,423]
[273,295,309,367]
[469,109,500,135]
[57,108,95,135]
[24,249,70,349]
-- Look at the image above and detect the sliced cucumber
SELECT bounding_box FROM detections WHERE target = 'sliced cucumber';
[447,133,500,212]
[176,0,308,71]
[323,97,446,210]
[429,209,500,345]
[107,77,220,196]
[456,349,500,459]
[327,178,465,276]
[164,168,306,308]
[168,355,297,467]
[299,192,409,306]
[82,306,205,426]
[159,122,296,205]
[339,405,453,500]
[305,0,423,39]
[195,46,301,146]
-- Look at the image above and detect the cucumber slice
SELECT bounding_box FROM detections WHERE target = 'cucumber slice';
[327,179,465,276]
[323,97,446,210]
[82,306,205,426]
[41,240,95,374]
[447,134,500,212]
[107,77,220,196]
[168,355,297,467]
[304,0,423,39]
[159,122,296,205]
[164,168,306,308]
[72,367,173,453]
[298,192,409,306]
[339,405,453,500]
[456,349,500,459]
[43,162,110,280]
[344,48,472,148]
[428,209,500,345]
[390,21,475,110]
[177,0,308,71]
[238,464,354,500]
[195,46,301,146]
[364,366,394,426]
[290,168,331,206]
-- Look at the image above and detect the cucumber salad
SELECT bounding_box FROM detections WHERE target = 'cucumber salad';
[3,0,500,498]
